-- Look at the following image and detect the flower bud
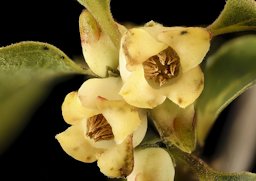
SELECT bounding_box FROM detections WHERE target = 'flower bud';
[79,10,125,77]
[127,148,175,181]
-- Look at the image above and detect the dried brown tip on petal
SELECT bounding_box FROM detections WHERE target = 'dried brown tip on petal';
[79,10,101,45]
[143,47,180,87]
[86,114,114,142]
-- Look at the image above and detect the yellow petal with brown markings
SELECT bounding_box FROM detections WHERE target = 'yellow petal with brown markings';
[119,66,166,108]
[78,77,123,109]
[55,123,103,163]
[121,28,167,71]
[97,135,134,178]
[161,66,204,108]
[158,27,210,73]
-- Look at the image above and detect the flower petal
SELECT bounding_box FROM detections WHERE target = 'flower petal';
[150,100,196,153]
[161,66,204,108]
[78,77,123,109]
[79,10,121,77]
[119,42,132,82]
[157,27,210,72]
[61,91,99,125]
[97,135,134,178]
[121,28,168,71]
[97,98,144,144]
[142,21,165,37]
[119,66,166,108]
[127,148,175,181]
[55,123,103,163]
[132,110,148,147]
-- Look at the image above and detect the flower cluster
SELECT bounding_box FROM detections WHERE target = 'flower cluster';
[55,9,211,181]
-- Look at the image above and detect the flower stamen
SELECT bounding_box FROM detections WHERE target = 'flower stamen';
[87,114,114,142]
[143,47,180,86]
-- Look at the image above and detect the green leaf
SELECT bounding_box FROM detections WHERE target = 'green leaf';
[208,0,256,36]
[196,35,256,145]
[167,145,256,181]
[77,0,121,48]
[150,100,196,153]
[0,41,85,153]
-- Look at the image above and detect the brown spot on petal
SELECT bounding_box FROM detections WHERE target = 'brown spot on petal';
[122,30,152,71]
[79,10,101,45]
[86,156,92,161]
[178,98,183,104]
[122,35,139,70]
[72,146,79,151]
[180,30,188,35]
[120,135,134,177]
[97,96,108,101]
[196,78,204,91]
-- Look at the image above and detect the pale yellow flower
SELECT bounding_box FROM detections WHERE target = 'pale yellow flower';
[119,21,211,108]
[56,77,147,178]
[127,148,175,181]
[79,10,126,77]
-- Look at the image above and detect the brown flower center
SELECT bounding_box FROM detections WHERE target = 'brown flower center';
[143,47,180,86]
[86,114,114,142]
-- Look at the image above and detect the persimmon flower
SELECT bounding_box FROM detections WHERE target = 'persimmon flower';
[119,21,211,108]
[55,77,147,178]
[127,148,175,181]
[79,10,126,77]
